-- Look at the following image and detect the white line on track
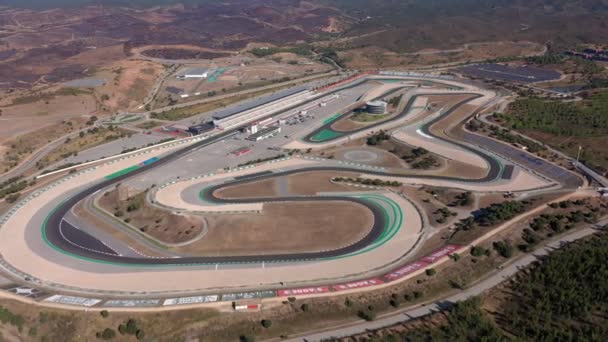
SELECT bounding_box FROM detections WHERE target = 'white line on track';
[416,128,434,139]
[59,219,122,257]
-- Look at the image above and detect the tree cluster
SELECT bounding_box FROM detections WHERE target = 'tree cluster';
[366,131,390,145]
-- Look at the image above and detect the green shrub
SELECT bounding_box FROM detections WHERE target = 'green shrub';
[493,240,514,258]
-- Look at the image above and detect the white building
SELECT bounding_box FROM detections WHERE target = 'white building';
[177,68,209,79]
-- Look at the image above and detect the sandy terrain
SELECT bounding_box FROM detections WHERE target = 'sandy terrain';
[154,55,331,108]
[214,178,279,199]
[392,116,490,170]
[0,117,89,173]
[0,92,96,141]
[331,111,400,132]
[341,41,544,69]
[72,201,169,258]
[98,188,204,245]
[95,60,164,112]
[332,146,407,169]
[287,171,365,195]
[173,201,374,256]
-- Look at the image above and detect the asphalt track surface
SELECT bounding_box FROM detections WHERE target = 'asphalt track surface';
[41,78,578,266]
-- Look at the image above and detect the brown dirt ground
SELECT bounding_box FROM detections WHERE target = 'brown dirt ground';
[331,116,368,132]
[98,187,204,245]
[431,160,487,179]
[72,200,168,258]
[287,171,366,196]
[0,91,97,141]
[341,41,544,69]
[0,117,89,173]
[94,60,164,112]
[173,201,374,256]
[478,193,509,208]
[431,102,478,136]
[399,186,459,227]
[36,127,129,169]
[0,296,219,342]
[330,110,400,133]
[214,177,279,199]
[333,145,407,169]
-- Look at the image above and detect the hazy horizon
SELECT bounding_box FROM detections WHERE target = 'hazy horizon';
[0,0,218,10]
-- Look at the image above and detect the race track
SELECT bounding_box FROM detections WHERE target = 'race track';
[0,73,584,299]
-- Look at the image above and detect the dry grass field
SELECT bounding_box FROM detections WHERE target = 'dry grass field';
[174,201,374,256]
[214,178,279,199]
[99,187,205,245]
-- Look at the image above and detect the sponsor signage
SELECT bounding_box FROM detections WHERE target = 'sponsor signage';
[221,290,276,301]
[278,287,330,297]
[421,244,463,264]
[44,295,101,307]
[332,278,384,292]
[162,295,219,306]
[384,261,429,281]
[103,299,159,307]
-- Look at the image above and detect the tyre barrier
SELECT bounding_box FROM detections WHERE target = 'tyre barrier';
[5,244,464,308]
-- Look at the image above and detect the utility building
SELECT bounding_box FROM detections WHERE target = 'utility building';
[246,126,281,142]
[366,100,388,114]
[187,122,215,135]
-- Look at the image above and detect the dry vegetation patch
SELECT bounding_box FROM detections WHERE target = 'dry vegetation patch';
[287,171,364,195]
[214,178,279,199]
[99,186,204,245]
[174,201,373,256]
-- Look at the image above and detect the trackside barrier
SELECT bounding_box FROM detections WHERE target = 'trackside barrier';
[316,71,375,92]
[234,304,260,311]
[332,278,384,292]
[35,134,210,180]
[163,295,219,306]
[278,244,464,298]
[384,261,430,281]
[378,70,455,80]
[0,240,465,307]
[278,287,330,297]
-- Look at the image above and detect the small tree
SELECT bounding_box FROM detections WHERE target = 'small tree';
[493,240,514,258]
[240,335,255,342]
[470,246,486,257]
[357,309,376,321]
[100,310,109,318]
[261,319,272,328]
[300,303,310,312]
[100,328,116,340]
[425,268,436,276]
[344,298,353,307]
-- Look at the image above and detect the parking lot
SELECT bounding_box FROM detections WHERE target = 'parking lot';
[123,82,376,190]
[454,63,561,84]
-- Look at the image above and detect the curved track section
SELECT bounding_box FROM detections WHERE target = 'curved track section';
[42,95,504,266]
[6,75,580,273]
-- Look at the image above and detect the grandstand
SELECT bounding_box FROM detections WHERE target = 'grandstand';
[213,90,313,130]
